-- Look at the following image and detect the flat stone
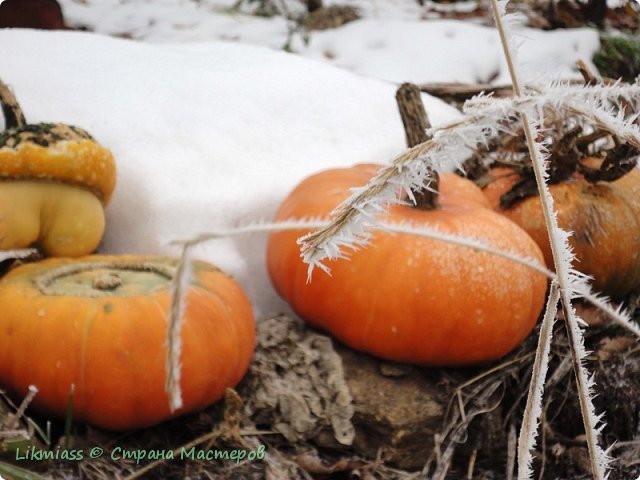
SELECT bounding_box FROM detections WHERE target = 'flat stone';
[319,344,448,470]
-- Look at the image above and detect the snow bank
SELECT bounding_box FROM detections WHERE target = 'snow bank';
[0,29,459,316]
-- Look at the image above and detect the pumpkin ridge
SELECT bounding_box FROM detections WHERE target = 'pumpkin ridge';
[189,260,225,290]
[149,294,180,408]
[78,298,99,414]
[202,275,250,389]
[201,287,240,401]
[360,235,403,352]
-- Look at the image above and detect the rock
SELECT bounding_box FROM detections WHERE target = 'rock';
[243,315,450,470]
[336,345,447,470]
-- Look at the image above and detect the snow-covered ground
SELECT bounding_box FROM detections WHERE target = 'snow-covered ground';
[58,0,599,84]
[1,1,601,317]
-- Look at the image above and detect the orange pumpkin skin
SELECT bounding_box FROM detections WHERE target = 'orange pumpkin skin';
[483,165,640,297]
[0,255,255,431]
[267,164,547,366]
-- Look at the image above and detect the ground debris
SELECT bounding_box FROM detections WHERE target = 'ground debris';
[2,313,640,479]
[243,315,355,446]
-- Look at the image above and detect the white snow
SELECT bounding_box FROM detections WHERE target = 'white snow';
[58,0,600,84]
[0,29,458,316]
[0,1,601,317]
[59,0,293,49]
[299,19,599,84]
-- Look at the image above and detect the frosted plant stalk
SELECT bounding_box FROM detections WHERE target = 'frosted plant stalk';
[517,283,559,478]
[301,94,640,276]
[488,0,610,477]
[168,220,638,338]
[165,249,193,412]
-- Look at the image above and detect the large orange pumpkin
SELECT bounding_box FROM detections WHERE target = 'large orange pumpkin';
[0,255,255,430]
[267,164,548,366]
[482,161,640,297]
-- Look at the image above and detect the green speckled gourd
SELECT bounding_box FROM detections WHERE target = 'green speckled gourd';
[0,79,116,257]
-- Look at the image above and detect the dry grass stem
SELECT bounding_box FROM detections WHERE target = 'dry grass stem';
[168,220,640,346]
[507,423,517,480]
[467,447,478,479]
[5,385,38,431]
[300,140,435,261]
[490,0,610,477]
[165,250,189,412]
[517,282,560,479]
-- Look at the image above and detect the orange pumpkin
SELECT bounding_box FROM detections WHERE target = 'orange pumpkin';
[0,255,255,430]
[482,161,640,297]
[267,164,548,366]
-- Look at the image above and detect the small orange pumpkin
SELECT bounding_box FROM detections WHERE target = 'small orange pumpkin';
[267,164,548,366]
[0,80,116,257]
[482,160,640,297]
[0,255,255,430]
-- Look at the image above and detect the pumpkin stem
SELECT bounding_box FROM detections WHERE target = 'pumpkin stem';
[0,78,27,130]
[395,83,440,210]
[92,272,123,291]
[576,59,600,86]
